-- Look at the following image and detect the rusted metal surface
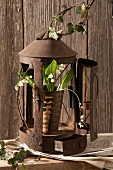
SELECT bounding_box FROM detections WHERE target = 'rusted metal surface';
[19,39,77,65]
[19,60,43,151]
[55,134,87,156]
[19,32,98,152]
[19,128,36,150]
[43,130,75,154]
[33,60,43,151]
[90,66,98,142]
[74,58,97,136]
[19,129,75,154]
[19,29,77,64]
[20,55,77,65]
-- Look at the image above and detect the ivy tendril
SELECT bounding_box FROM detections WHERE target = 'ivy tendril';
[49,0,96,39]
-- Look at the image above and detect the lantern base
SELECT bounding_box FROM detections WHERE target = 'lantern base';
[19,127,87,155]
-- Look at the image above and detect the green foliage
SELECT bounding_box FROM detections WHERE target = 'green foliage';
[0,141,26,169]
[16,70,35,88]
[59,67,74,90]
[75,24,87,35]
[67,22,87,35]
[67,23,75,35]
[8,149,27,168]
[49,2,89,38]
[49,26,58,40]
[76,3,86,19]
[0,141,9,160]
[45,60,57,76]
[16,60,74,92]
[44,60,57,91]
[52,15,63,23]
[76,6,82,14]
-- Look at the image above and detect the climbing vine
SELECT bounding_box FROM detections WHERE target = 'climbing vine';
[49,0,95,40]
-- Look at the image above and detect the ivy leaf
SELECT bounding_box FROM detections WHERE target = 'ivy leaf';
[76,6,82,14]
[52,15,63,23]
[49,26,55,32]
[18,149,27,162]
[76,3,87,19]
[67,23,75,35]
[75,24,87,35]
[49,26,58,40]
[0,140,9,160]
[0,141,5,148]
[82,24,87,35]
[8,158,18,168]
[81,3,86,13]
[49,32,58,40]
[8,149,27,168]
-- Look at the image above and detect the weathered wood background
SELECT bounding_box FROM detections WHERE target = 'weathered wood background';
[0,0,113,139]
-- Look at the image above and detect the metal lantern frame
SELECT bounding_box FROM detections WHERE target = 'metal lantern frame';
[18,30,98,155]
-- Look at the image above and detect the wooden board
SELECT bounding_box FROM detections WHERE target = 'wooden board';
[88,0,113,132]
[0,0,23,139]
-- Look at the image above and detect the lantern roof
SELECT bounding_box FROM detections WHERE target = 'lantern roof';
[19,30,77,64]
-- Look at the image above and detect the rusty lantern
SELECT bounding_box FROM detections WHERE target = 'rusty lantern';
[18,30,98,155]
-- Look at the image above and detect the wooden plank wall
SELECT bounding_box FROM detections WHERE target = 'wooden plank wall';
[0,0,23,139]
[0,0,113,139]
[88,0,113,132]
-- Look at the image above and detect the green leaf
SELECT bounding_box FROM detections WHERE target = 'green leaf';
[8,158,18,168]
[59,67,74,90]
[19,149,27,161]
[16,70,35,88]
[82,24,87,35]
[76,4,86,15]
[67,23,75,35]
[45,60,57,76]
[49,26,59,40]
[44,60,57,91]
[52,15,63,23]
[75,24,87,35]
[0,141,5,148]
[49,32,58,40]
[8,149,27,168]
[0,141,9,160]
[81,3,86,13]
[49,26,55,32]
[76,6,82,14]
